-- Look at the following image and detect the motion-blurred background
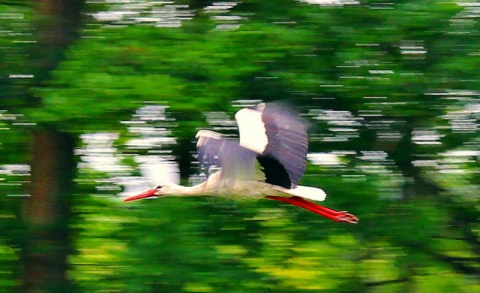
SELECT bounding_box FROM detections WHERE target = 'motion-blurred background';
[0,0,479,292]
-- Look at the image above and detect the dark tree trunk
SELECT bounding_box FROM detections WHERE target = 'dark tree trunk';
[21,1,85,292]
[31,0,86,83]
[22,131,76,292]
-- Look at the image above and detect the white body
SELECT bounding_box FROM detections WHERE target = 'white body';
[158,170,327,202]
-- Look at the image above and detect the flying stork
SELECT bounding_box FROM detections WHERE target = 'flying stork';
[123,102,358,224]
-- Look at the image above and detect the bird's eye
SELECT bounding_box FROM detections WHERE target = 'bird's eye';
[154,185,163,190]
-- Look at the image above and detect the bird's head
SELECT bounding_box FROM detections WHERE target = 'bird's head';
[122,183,176,202]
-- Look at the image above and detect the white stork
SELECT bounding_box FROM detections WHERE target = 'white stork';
[123,102,358,224]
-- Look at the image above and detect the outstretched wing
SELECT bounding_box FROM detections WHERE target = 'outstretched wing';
[235,102,308,189]
[195,130,223,177]
[195,130,259,183]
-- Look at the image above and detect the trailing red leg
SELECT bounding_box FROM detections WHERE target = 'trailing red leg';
[265,196,358,224]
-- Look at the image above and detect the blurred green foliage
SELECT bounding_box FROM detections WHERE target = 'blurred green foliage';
[1,0,479,292]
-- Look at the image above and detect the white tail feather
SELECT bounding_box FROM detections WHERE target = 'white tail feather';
[275,185,327,202]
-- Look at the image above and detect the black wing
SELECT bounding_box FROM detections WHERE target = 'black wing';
[260,102,308,188]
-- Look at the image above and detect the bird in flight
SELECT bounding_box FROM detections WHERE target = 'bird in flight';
[123,102,358,224]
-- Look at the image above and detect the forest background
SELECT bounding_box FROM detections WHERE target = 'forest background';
[0,0,479,292]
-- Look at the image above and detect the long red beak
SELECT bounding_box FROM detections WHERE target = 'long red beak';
[123,189,158,202]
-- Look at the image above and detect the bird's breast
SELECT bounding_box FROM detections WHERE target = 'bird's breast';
[216,181,285,200]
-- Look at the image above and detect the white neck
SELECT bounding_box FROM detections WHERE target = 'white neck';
[160,171,220,196]
[162,182,207,196]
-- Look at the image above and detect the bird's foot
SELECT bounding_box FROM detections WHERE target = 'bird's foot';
[334,212,358,224]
